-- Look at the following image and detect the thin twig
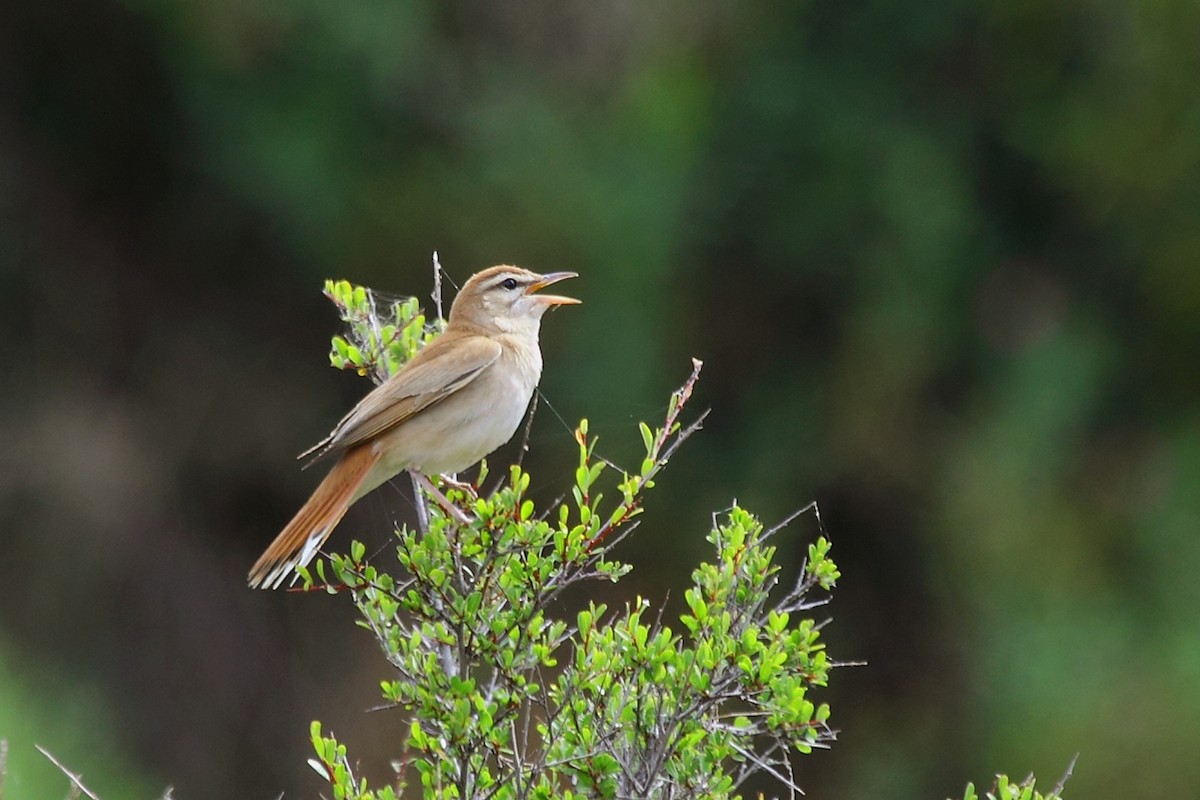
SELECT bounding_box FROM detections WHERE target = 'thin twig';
[410,471,431,534]
[365,287,389,386]
[727,740,804,796]
[432,251,445,321]
[762,500,824,544]
[35,746,101,800]
[514,391,539,471]
[1052,753,1079,797]
[658,408,710,465]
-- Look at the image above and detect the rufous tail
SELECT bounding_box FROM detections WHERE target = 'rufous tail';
[248,445,381,589]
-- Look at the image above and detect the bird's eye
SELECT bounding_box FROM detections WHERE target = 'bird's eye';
[500,278,519,291]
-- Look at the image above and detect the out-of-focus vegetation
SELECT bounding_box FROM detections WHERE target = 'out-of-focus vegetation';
[0,0,1196,797]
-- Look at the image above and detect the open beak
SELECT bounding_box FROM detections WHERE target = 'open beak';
[527,271,580,306]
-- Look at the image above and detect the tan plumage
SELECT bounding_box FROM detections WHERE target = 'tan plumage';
[248,266,578,589]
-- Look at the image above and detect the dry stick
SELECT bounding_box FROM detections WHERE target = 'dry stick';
[0,738,7,800]
[424,250,468,525]
[365,287,388,386]
[762,499,825,544]
[35,746,101,800]
[1052,753,1079,797]
[513,390,539,472]
[410,471,432,534]
[431,251,445,321]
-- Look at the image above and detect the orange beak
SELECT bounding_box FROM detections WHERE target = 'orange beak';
[527,271,580,306]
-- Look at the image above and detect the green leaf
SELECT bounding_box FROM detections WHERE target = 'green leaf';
[465,591,482,615]
[639,421,655,453]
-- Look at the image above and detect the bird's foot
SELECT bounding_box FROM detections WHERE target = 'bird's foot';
[439,473,478,495]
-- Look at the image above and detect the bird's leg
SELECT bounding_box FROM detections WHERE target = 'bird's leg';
[440,472,479,494]
[412,472,473,525]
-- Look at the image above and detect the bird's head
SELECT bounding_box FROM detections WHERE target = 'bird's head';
[449,265,579,335]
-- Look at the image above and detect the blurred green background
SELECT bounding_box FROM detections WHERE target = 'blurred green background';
[2,0,1198,797]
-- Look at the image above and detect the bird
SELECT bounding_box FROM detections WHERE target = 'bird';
[248,265,579,589]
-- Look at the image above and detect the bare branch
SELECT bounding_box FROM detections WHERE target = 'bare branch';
[762,500,824,544]
[35,746,101,800]
[432,251,445,321]
[1052,753,1079,797]
[728,740,803,797]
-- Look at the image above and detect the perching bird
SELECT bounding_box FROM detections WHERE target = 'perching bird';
[248,265,578,589]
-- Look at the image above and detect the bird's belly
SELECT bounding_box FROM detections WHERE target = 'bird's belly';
[377,374,533,478]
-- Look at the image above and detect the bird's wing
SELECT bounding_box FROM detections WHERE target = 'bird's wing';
[300,334,503,461]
